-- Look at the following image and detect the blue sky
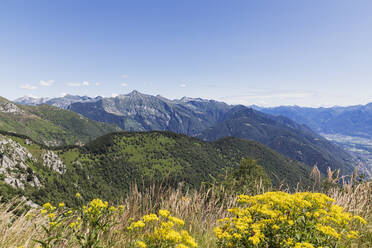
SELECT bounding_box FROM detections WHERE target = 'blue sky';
[1,0,372,107]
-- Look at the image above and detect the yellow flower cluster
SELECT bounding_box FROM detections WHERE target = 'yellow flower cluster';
[39,202,65,228]
[42,202,56,211]
[214,192,366,248]
[81,198,116,220]
[128,209,198,248]
[28,198,125,248]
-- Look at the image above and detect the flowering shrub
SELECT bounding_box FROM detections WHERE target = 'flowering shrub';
[127,209,198,248]
[30,195,124,248]
[214,192,367,248]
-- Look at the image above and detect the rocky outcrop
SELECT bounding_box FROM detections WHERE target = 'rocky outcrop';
[42,151,66,174]
[0,134,67,190]
[0,135,41,189]
[0,101,24,114]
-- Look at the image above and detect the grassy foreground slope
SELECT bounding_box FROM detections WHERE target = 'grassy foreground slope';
[0,97,120,145]
[1,174,370,248]
[0,131,311,205]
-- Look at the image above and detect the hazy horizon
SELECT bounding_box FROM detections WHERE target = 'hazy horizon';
[1,0,372,107]
[9,89,372,109]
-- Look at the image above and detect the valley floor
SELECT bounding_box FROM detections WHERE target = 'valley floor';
[322,133,372,176]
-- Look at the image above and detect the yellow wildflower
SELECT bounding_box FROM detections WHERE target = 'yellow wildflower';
[353,215,367,224]
[143,213,159,222]
[294,242,315,248]
[47,213,56,219]
[42,202,55,211]
[169,216,185,226]
[159,209,170,218]
[136,241,147,248]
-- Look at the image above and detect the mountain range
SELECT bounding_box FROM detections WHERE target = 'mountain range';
[252,104,372,174]
[14,91,356,174]
[15,94,102,109]
[19,94,372,140]
[253,104,372,139]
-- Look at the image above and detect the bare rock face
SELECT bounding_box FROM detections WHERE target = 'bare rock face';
[42,151,66,174]
[43,140,61,147]
[0,134,67,190]
[0,135,34,161]
[0,134,41,189]
[0,102,24,114]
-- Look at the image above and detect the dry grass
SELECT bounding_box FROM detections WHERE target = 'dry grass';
[0,200,44,247]
[0,169,371,248]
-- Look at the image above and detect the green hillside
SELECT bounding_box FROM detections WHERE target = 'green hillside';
[0,97,120,146]
[0,131,312,205]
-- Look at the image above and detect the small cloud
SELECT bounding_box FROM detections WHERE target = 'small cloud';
[39,80,55,87]
[20,84,37,90]
[121,83,128,87]
[61,93,67,97]
[121,74,128,79]
[67,82,81,87]
[95,82,100,86]
[67,81,91,87]
[111,93,118,97]
[179,84,187,88]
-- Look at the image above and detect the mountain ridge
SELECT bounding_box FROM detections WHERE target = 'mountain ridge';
[0,96,120,146]
[12,91,356,173]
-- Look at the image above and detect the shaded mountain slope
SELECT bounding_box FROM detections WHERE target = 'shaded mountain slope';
[199,106,355,174]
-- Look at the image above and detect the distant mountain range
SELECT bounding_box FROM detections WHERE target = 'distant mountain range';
[254,104,372,139]
[13,91,356,174]
[16,92,231,135]
[15,94,102,109]
[68,91,231,136]
[17,93,372,140]
[249,104,372,175]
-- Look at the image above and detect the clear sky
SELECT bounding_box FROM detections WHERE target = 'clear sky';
[1,0,372,107]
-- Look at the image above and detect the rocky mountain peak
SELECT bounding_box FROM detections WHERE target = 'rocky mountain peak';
[129,90,140,96]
